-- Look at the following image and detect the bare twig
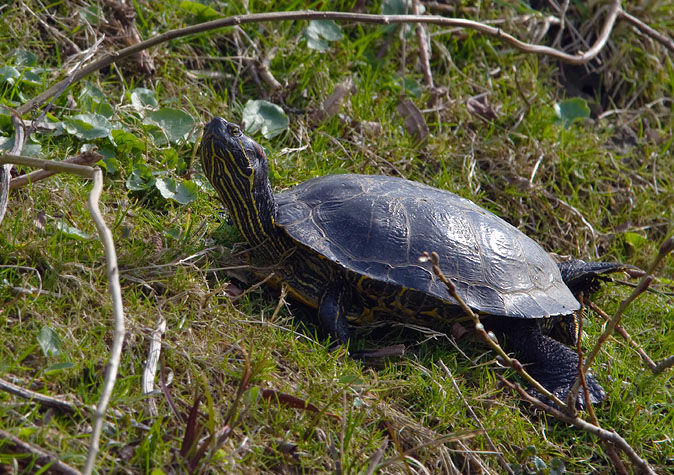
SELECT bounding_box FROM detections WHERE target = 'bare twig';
[0,377,82,414]
[10,150,103,190]
[500,378,656,474]
[0,153,126,475]
[586,299,657,370]
[420,251,569,409]
[0,113,25,224]
[15,7,625,118]
[619,10,674,53]
[578,304,597,422]
[377,429,485,468]
[653,355,674,375]
[413,0,434,88]
[256,47,282,92]
[365,437,389,475]
[571,235,673,396]
[142,314,167,418]
[0,429,81,475]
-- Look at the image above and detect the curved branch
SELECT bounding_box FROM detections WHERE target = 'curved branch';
[0,153,125,475]
[16,5,623,117]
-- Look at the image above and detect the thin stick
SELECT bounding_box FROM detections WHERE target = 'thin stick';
[500,378,656,474]
[142,314,167,418]
[586,299,657,370]
[0,377,81,414]
[413,0,434,88]
[0,153,126,475]
[571,236,673,396]
[421,251,568,409]
[10,150,103,190]
[0,113,25,224]
[365,438,389,475]
[15,5,623,118]
[0,429,81,475]
[653,355,674,375]
[619,10,674,53]
[81,168,125,475]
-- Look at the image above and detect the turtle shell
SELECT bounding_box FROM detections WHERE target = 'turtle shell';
[275,173,579,319]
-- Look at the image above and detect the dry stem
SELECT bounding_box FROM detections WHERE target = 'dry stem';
[500,378,656,474]
[0,429,81,475]
[0,153,125,475]
[15,6,625,119]
[421,251,568,409]
[571,235,673,396]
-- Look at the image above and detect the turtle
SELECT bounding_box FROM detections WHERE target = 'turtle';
[201,116,623,407]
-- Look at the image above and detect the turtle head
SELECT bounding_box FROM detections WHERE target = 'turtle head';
[201,117,278,251]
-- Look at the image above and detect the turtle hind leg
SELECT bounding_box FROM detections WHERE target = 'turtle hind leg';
[486,318,605,408]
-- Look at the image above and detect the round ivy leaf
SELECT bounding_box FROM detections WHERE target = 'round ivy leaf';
[63,113,112,140]
[242,100,289,139]
[142,108,195,144]
[554,98,590,128]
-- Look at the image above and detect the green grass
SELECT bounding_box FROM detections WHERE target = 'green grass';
[1,0,673,473]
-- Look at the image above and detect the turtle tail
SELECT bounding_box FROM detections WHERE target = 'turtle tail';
[556,259,636,295]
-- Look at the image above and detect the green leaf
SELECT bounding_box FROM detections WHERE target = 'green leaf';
[396,75,422,98]
[554,97,590,128]
[338,374,364,385]
[155,177,177,200]
[38,326,62,357]
[624,232,648,248]
[381,0,423,35]
[164,228,182,240]
[179,0,221,21]
[550,458,566,475]
[173,181,199,204]
[242,100,289,139]
[44,361,75,375]
[243,386,261,406]
[0,66,20,84]
[533,456,547,470]
[303,20,343,52]
[0,136,42,157]
[56,221,92,240]
[21,70,44,87]
[78,82,113,116]
[521,445,537,458]
[13,49,38,67]
[112,129,145,155]
[155,178,199,204]
[130,87,158,111]
[79,5,100,25]
[126,165,154,191]
[63,113,112,140]
[142,108,195,144]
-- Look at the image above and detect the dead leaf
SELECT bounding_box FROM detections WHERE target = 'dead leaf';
[396,98,429,144]
[310,77,354,124]
[451,322,470,341]
[355,120,383,137]
[466,94,498,121]
[261,388,341,421]
[35,211,47,231]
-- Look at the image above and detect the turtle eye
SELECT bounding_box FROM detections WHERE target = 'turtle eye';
[227,123,241,137]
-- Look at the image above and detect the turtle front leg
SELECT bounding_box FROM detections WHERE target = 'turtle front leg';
[487,319,605,408]
[318,285,352,344]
